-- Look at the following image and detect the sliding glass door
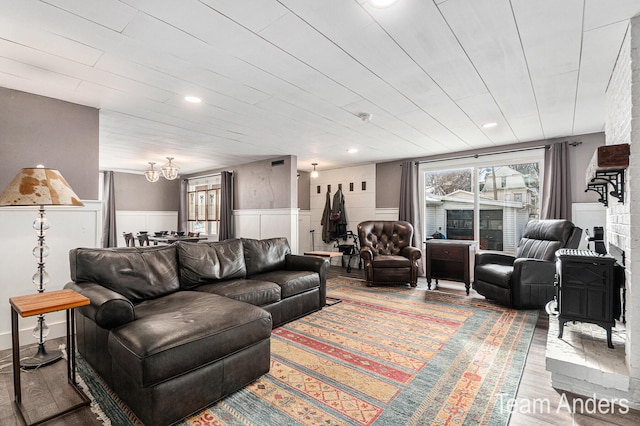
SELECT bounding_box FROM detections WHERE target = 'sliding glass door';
[420,150,543,254]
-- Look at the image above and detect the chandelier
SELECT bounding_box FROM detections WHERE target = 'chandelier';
[144,162,160,182]
[161,157,179,180]
[145,157,179,182]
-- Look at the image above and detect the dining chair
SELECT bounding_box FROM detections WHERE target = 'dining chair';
[137,233,150,246]
[188,232,200,237]
[123,232,135,247]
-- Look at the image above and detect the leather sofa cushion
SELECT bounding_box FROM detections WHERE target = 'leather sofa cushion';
[195,279,281,306]
[475,263,513,289]
[250,270,319,298]
[243,238,290,276]
[177,239,246,289]
[371,255,411,268]
[108,291,271,387]
[69,246,180,303]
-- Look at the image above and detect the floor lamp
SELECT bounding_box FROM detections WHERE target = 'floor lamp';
[0,166,84,368]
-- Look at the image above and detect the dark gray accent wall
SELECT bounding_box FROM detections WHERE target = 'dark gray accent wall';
[298,170,310,210]
[234,155,297,209]
[0,87,99,200]
[114,172,180,211]
[376,132,605,208]
[181,155,298,210]
[376,160,403,208]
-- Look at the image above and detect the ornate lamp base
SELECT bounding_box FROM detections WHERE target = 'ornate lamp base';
[20,342,62,369]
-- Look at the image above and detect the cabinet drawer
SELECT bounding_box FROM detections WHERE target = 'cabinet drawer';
[429,245,466,260]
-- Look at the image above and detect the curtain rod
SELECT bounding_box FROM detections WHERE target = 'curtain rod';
[183,172,223,181]
[416,143,555,165]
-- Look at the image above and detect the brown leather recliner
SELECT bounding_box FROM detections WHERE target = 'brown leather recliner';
[357,220,422,287]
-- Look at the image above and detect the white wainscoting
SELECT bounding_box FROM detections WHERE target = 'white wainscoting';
[234,208,300,254]
[309,164,377,252]
[116,210,178,246]
[0,201,102,350]
[299,210,313,254]
[571,202,606,251]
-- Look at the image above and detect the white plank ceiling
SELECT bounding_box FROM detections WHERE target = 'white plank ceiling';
[1,0,639,175]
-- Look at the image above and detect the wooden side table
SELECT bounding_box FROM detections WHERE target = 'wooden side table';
[425,240,473,295]
[10,289,91,426]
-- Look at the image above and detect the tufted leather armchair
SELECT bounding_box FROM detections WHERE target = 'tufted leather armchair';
[473,219,581,308]
[357,220,422,287]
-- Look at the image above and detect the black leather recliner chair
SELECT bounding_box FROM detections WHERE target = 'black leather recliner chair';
[473,219,582,308]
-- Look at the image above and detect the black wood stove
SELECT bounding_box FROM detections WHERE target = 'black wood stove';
[554,249,623,349]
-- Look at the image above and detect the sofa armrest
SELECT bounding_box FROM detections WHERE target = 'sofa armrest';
[399,246,422,261]
[286,254,330,307]
[286,253,329,274]
[475,250,516,267]
[64,281,135,329]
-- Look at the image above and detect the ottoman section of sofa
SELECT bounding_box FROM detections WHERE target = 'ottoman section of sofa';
[107,291,272,388]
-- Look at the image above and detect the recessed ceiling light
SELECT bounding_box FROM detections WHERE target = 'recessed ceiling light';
[482,122,498,129]
[370,0,399,8]
[184,96,201,104]
[347,148,358,154]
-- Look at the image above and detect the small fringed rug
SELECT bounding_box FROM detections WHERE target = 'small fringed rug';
[77,277,538,425]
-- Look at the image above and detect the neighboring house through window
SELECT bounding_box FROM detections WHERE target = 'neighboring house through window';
[420,149,544,254]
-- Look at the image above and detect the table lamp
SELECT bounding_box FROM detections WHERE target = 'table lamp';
[0,166,84,368]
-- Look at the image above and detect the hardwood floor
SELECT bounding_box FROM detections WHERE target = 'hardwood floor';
[0,265,638,425]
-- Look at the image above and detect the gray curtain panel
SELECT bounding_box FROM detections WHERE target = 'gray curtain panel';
[219,171,233,240]
[399,160,424,275]
[541,142,571,220]
[177,179,188,233]
[101,171,117,247]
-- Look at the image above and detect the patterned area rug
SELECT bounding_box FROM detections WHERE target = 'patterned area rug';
[76,277,538,425]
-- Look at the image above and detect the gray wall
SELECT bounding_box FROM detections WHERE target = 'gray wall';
[234,155,297,209]
[298,170,311,210]
[114,172,180,211]
[182,155,298,210]
[0,87,99,200]
[375,132,605,208]
[376,161,403,208]
[569,133,605,203]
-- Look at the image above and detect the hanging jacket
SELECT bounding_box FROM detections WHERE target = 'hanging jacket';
[331,188,348,237]
[321,190,333,243]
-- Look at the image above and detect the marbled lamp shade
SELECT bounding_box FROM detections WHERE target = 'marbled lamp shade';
[0,167,84,207]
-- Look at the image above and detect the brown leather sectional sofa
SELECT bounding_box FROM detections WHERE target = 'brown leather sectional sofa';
[65,237,328,425]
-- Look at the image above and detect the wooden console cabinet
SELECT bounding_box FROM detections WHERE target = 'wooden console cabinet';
[425,240,472,294]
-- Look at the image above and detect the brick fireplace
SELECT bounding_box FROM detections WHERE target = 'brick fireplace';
[547,14,640,409]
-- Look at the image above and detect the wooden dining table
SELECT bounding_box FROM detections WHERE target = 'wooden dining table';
[147,235,208,244]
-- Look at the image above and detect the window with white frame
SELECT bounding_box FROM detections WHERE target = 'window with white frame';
[420,149,544,254]
[187,174,221,236]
